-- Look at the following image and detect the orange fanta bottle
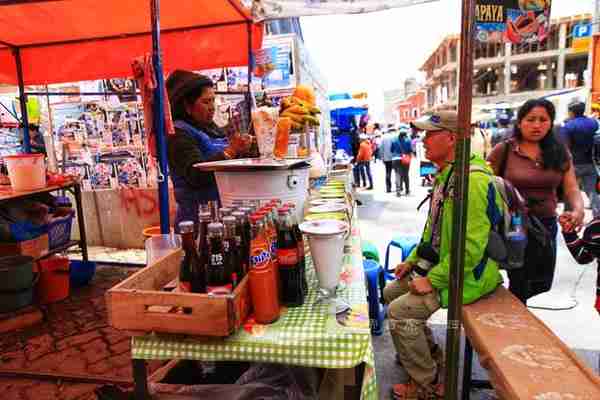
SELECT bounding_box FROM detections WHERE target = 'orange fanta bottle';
[248,214,280,324]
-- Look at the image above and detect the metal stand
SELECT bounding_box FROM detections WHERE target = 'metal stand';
[461,337,492,400]
[132,359,150,400]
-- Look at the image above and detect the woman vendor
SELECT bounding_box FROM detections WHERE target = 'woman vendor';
[166,70,250,231]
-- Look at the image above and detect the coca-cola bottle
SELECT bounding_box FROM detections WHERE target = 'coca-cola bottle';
[179,220,207,294]
[222,216,241,285]
[232,211,250,278]
[206,222,229,293]
[285,203,308,296]
[197,211,211,267]
[276,209,305,306]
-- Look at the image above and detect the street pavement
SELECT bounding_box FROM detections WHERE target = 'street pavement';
[355,159,600,398]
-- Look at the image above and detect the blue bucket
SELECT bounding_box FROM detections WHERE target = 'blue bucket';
[69,260,96,288]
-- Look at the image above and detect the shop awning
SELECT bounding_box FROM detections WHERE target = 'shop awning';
[0,0,263,85]
[251,0,439,20]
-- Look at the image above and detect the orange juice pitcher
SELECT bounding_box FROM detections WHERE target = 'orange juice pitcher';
[274,117,292,159]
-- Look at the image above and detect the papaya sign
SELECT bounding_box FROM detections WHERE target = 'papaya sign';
[474,0,552,44]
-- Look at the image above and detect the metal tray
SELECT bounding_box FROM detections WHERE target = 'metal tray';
[194,158,311,172]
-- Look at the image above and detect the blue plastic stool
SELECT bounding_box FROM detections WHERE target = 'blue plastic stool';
[384,235,419,279]
[362,259,385,336]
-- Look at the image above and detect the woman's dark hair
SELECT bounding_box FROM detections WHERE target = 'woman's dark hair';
[166,70,213,121]
[513,98,569,171]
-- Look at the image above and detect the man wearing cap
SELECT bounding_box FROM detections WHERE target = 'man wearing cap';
[384,111,503,399]
[560,101,600,218]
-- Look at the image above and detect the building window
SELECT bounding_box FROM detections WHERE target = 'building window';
[412,108,419,118]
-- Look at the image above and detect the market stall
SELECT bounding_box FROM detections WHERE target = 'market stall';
[0,0,264,250]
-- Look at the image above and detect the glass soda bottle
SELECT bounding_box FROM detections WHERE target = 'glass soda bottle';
[232,211,250,278]
[222,216,241,287]
[179,220,206,294]
[197,211,211,265]
[206,222,230,294]
[277,209,305,306]
[285,203,308,296]
[258,209,280,299]
[249,215,280,324]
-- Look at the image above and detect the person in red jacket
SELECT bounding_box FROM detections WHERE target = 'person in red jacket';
[357,135,374,189]
[560,216,600,315]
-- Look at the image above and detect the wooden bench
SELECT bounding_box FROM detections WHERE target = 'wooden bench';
[461,286,600,399]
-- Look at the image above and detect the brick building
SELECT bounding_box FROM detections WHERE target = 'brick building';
[395,90,427,124]
[419,14,592,111]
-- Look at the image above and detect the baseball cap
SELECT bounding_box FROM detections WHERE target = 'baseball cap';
[410,111,458,133]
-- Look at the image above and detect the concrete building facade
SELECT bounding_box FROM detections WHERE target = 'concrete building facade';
[420,14,592,111]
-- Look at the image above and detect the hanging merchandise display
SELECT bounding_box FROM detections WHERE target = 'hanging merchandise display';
[474,0,552,44]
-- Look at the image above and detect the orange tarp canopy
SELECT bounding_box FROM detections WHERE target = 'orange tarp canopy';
[0,0,263,85]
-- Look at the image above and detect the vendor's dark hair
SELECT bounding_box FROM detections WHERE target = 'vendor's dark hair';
[514,98,569,171]
[166,70,213,121]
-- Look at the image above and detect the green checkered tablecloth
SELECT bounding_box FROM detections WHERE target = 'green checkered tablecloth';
[132,219,378,400]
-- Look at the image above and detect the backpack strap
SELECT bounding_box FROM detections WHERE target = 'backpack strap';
[498,141,511,178]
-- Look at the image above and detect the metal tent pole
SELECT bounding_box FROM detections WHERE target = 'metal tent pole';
[247,22,253,120]
[13,48,31,153]
[150,0,170,234]
[445,0,475,399]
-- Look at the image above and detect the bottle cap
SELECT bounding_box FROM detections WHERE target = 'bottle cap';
[222,216,236,225]
[278,207,290,215]
[179,221,194,233]
[208,222,224,234]
[199,211,212,221]
[249,214,263,224]
[284,202,296,209]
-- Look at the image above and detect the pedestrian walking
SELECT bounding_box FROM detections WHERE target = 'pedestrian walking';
[488,98,584,304]
[381,128,397,193]
[394,131,413,196]
[357,135,374,189]
[560,101,600,218]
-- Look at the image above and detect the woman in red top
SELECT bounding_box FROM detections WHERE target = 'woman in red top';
[487,98,584,303]
[357,136,374,190]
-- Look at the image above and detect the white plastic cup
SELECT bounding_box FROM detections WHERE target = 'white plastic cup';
[4,154,46,191]
[308,234,346,291]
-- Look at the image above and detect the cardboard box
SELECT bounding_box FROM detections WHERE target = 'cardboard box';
[0,234,49,259]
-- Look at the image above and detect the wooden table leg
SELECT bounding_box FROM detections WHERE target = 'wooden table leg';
[132,359,150,400]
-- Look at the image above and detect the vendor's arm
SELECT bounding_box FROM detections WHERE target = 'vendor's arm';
[167,133,226,189]
[427,174,491,290]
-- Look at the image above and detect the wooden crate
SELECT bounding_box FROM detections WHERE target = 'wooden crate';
[106,249,251,336]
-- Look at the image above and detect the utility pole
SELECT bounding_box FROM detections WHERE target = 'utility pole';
[587,0,600,111]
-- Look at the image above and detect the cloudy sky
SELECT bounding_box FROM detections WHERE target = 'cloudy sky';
[301,0,596,120]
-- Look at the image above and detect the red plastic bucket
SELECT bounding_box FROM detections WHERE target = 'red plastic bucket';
[36,256,69,304]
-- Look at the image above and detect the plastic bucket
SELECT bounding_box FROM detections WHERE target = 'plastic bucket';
[4,154,46,191]
[69,260,96,288]
[142,226,162,238]
[0,255,36,313]
[36,256,69,304]
[215,166,309,220]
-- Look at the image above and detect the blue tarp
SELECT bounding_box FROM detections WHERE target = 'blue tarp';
[329,93,352,101]
[330,106,368,131]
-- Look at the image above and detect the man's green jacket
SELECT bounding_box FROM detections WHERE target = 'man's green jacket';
[406,155,503,308]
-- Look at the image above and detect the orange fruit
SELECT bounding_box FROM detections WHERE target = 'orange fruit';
[293,85,316,106]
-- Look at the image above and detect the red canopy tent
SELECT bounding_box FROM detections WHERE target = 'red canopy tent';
[0,0,263,85]
[0,0,264,233]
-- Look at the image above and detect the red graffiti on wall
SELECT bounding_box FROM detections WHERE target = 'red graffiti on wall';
[119,187,158,218]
